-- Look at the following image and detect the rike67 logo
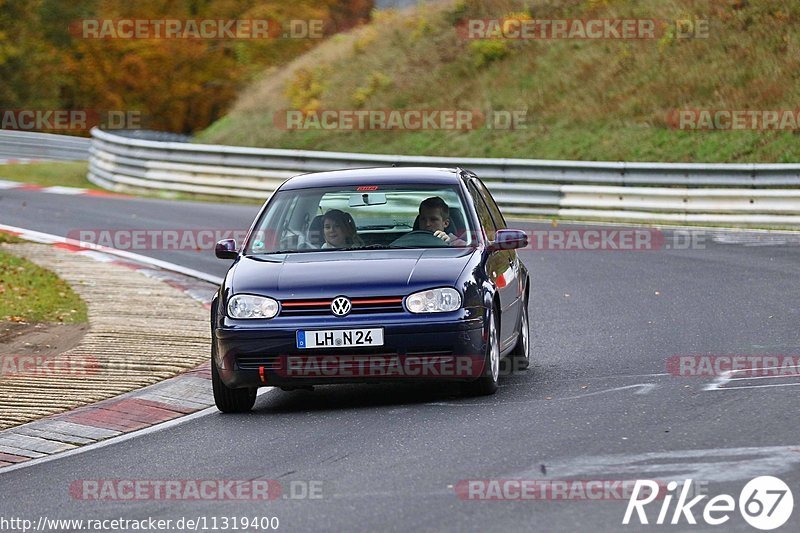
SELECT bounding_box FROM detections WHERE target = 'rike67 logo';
[623,477,794,530]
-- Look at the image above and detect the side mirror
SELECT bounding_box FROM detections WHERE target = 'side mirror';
[215,239,238,259]
[489,229,528,252]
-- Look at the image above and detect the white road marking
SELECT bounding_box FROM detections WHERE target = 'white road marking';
[517,445,800,483]
[558,383,656,400]
[425,383,657,407]
[712,233,800,247]
[0,182,101,194]
[705,365,800,391]
[0,159,40,165]
[708,381,800,391]
[0,223,223,285]
[74,250,117,262]
[727,371,800,382]
[42,186,88,195]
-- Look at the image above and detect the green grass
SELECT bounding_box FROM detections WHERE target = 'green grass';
[0,161,263,204]
[0,161,96,189]
[0,247,88,323]
[198,0,800,163]
[0,233,23,244]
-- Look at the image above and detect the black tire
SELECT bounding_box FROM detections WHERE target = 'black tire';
[509,297,530,372]
[463,305,500,396]
[211,345,256,413]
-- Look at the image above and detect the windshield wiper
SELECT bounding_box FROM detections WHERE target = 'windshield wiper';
[253,244,419,254]
[338,244,417,250]
[254,249,319,254]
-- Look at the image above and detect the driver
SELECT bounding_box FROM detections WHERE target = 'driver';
[418,197,466,246]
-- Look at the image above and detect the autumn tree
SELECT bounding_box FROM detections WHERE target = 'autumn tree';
[0,0,372,134]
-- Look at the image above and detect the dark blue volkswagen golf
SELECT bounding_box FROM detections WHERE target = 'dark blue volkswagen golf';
[211,167,530,412]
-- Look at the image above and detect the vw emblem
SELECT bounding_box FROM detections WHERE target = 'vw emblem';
[331,296,352,317]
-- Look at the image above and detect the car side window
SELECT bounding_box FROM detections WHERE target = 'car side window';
[473,179,507,230]
[468,182,497,240]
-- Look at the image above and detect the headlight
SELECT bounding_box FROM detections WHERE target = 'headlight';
[406,288,461,313]
[227,294,279,319]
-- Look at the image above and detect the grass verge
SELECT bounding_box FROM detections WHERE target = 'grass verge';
[0,161,96,189]
[0,245,88,323]
[0,161,263,204]
[0,233,23,244]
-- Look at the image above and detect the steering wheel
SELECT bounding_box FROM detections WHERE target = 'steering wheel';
[390,230,448,248]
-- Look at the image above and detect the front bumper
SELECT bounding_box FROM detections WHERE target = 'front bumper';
[214,312,487,388]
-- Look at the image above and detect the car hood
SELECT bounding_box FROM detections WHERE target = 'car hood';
[228,248,475,298]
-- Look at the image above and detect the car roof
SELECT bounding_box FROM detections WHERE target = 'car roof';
[279,167,465,190]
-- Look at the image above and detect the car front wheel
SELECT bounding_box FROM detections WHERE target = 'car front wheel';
[510,297,530,371]
[463,305,500,396]
[211,343,256,413]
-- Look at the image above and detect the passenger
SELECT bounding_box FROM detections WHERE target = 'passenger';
[321,209,363,248]
[418,197,466,246]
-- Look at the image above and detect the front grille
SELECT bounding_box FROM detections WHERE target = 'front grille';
[237,355,283,371]
[237,352,399,371]
[237,351,453,371]
[279,296,405,316]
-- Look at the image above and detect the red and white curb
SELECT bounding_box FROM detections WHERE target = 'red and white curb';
[0,223,222,288]
[0,364,215,468]
[0,224,233,471]
[0,158,42,165]
[0,179,129,198]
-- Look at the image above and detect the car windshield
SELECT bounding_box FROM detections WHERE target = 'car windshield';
[245,184,475,254]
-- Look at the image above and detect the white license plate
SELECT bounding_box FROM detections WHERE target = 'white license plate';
[297,328,384,349]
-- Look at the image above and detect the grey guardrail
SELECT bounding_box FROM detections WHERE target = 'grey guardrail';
[0,130,90,161]
[88,128,800,226]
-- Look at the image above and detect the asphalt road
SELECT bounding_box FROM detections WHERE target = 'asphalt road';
[1,188,799,532]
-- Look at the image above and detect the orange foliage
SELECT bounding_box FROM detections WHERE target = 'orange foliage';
[1,0,372,134]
